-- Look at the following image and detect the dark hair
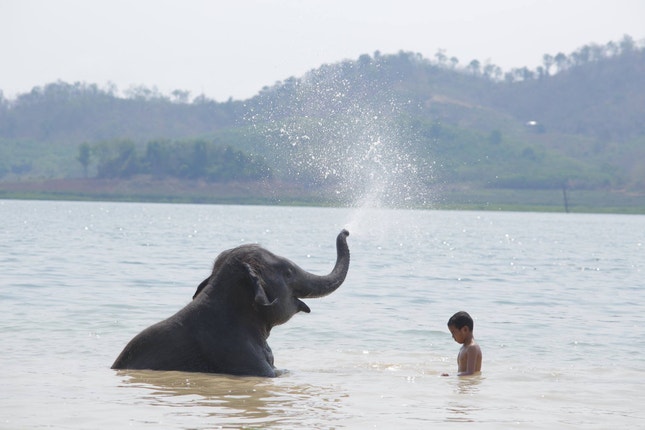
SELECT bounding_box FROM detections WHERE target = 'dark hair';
[447,311,474,331]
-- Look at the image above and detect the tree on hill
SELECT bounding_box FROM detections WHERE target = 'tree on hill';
[89,138,272,182]
[77,142,91,178]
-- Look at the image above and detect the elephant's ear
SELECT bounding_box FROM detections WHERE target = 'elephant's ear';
[244,262,277,307]
[192,277,210,299]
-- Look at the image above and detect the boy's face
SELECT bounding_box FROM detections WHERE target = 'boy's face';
[448,325,469,344]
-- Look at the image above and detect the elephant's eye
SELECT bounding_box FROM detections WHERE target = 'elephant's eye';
[285,268,294,278]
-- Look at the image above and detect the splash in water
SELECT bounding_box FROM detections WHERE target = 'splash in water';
[246,63,436,218]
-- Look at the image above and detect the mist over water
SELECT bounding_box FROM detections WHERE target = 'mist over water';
[246,66,436,211]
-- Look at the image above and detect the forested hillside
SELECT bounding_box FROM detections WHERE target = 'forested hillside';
[1,35,643,209]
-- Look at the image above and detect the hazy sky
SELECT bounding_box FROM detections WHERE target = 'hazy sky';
[2,0,644,101]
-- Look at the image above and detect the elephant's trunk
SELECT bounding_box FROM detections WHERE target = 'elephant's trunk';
[293,229,350,299]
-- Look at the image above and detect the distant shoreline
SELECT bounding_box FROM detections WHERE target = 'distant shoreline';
[1,177,644,214]
[0,177,329,207]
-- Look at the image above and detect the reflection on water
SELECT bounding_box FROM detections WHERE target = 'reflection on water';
[455,374,483,395]
[445,375,483,423]
[116,370,349,427]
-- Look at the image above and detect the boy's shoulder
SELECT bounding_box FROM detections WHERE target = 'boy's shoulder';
[465,341,481,352]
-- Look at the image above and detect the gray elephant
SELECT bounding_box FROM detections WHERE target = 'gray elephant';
[111,229,350,377]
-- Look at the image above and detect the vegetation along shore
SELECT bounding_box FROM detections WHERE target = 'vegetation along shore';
[1,36,644,213]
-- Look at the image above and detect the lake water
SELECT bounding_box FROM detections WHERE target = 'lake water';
[1,199,644,429]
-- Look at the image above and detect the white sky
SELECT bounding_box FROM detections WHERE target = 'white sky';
[2,0,644,101]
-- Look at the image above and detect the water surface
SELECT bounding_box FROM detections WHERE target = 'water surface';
[1,200,643,428]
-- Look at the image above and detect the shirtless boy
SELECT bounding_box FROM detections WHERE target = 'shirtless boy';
[444,311,482,376]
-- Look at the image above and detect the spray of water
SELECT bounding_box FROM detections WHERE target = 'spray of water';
[245,64,437,235]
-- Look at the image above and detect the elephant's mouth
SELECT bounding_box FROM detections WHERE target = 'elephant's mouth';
[296,298,311,313]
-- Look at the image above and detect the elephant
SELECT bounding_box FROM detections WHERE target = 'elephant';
[111,229,350,377]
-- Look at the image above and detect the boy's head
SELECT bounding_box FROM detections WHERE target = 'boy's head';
[447,311,474,331]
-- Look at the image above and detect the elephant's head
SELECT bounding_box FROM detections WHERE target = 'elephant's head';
[193,229,350,327]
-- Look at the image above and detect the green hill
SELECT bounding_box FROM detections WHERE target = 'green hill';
[1,36,644,212]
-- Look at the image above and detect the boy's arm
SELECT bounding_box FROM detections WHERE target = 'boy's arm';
[457,345,480,376]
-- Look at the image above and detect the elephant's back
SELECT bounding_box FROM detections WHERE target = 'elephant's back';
[111,319,202,371]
